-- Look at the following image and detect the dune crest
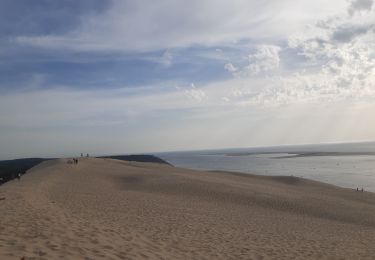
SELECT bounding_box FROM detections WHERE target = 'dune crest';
[1,158,375,259]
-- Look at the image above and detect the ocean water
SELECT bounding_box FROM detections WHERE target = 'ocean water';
[157,142,375,192]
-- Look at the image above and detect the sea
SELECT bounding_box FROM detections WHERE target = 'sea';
[157,141,375,192]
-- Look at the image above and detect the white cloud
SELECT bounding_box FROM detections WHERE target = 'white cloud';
[6,0,375,158]
[212,0,375,107]
[12,1,373,111]
[185,83,206,102]
[160,49,173,67]
[224,63,237,72]
[2,73,375,158]
[244,45,281,76]
[13,0,348,52]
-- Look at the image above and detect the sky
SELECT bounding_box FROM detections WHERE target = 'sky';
[1,0,375,159]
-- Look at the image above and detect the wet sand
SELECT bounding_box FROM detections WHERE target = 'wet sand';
[1,158,375,259]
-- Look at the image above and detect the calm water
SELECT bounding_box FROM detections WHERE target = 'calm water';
[157,142,375,192]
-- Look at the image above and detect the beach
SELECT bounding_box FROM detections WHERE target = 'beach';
[1,158,375,259]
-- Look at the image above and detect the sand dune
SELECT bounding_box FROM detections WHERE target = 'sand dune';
[1,158,375,259]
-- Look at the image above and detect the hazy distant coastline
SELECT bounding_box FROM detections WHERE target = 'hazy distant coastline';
[225,152,375,158]
[159,142,375,193]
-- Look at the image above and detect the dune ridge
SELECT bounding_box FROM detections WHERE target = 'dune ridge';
[1,158,375,259]
[0,155,169,185]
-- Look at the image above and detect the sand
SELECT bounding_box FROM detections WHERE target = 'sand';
[1,158,375,259]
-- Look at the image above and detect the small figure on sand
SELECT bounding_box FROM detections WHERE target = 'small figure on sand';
[81,153,83,157]
[68,159,79,164]
[87,153,89,158]
[17,173,21,181]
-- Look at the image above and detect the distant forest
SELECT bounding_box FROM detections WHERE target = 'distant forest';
[0,158,47,184]
[99,155,171,165]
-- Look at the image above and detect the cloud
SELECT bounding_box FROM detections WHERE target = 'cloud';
[224,63,237,72]
[0,0,109,37]
[224,45,282,79]
[348,0,373,15]
[216,0,375,107]
[245,45,281,75]
[5,0,375,158]
[160,49,173,67]
[331,24,374,42]
[12,0,348,52]
[185,83,206,102]
[0,82,216,129]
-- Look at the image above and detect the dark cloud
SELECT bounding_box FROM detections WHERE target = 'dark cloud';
[348,0,373,15]
[331,24,374,42]
[0,0,111,37]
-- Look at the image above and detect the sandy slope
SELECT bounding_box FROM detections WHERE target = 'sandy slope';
[1,158,375,259]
